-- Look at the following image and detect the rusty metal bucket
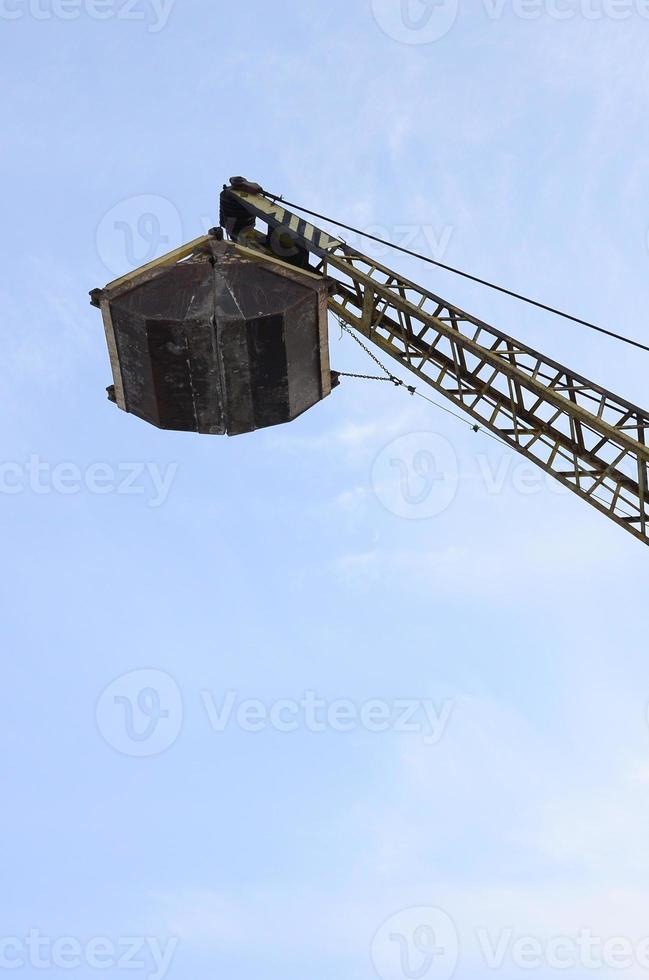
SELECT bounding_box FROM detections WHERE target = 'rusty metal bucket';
[91,237,333,436]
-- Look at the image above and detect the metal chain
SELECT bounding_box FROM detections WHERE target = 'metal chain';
[336,316,488,435]
[336,318,417,394]
[337,372,401,384]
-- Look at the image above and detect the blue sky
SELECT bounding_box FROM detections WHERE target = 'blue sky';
[2,1,649,978]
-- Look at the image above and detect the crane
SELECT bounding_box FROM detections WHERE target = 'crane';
[91,177,649,547]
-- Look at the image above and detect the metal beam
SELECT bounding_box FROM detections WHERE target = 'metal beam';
[224,187,649,546]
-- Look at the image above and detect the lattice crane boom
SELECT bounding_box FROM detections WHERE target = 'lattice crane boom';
[221,182,649,546]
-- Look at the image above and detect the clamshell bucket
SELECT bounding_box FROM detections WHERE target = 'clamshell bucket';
[91,238,333,436]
